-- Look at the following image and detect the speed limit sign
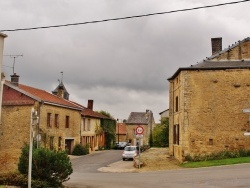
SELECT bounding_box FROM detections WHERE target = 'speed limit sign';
[135,126,144,135]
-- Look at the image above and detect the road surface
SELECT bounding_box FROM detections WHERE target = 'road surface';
[64,150,250,188]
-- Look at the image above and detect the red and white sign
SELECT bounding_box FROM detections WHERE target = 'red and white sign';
[135,126,144,135]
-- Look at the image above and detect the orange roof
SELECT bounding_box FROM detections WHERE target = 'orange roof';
[5,81,82,110]
[82,108,111,119]
[68,101,111,119]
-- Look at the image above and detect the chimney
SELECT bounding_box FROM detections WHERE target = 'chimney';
[10,73,20,86]
[87,100,93,110]
[211,37,222,55]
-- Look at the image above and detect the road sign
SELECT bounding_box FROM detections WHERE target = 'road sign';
[242,108,250,113]
[135,126,144,135]
[244,132,250,136]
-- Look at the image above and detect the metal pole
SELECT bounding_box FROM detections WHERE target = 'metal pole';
[138,137,141,169]
[28,108,34,188]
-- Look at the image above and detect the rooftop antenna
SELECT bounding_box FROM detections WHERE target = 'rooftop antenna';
[4,54,23,74]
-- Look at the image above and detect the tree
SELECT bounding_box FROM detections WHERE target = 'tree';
[98,110,116,149]
[18,144,73,187]
[152,117,169,147]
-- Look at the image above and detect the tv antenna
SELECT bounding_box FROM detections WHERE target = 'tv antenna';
[4,54,23,74]
[58,71,63,83]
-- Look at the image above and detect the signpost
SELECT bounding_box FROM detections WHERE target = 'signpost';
[135,126,144,169]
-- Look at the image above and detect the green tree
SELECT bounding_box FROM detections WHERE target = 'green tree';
[152,117,169,147]
[18,144,73,187]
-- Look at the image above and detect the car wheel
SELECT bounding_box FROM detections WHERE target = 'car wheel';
[123,158,125,161]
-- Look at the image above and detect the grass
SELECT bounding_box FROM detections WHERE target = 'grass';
[181,157,250,168]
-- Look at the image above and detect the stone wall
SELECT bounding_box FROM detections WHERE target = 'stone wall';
[169,69,250,161]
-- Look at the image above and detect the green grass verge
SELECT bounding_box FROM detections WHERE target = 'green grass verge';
[181,157,250,168]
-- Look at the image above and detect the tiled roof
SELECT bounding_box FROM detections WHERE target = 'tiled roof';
[168,37,250,80]
[116,123,127,134]
[126,112,151,125]
[69,101,110,119]
[81,108,111,119]
[4,81,82,110]
[168,60,250,80]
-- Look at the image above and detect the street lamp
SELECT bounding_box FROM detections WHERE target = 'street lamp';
[28,108,39,188]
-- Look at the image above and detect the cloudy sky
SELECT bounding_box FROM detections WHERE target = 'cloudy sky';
[0,0,249,122]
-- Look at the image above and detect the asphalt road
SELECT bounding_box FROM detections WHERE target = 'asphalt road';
[64,150,250,188]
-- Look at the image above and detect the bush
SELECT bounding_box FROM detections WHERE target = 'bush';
[72,144,89,156]
[18,145,73,187]
[0,171,52,188]
[185,149,250,162]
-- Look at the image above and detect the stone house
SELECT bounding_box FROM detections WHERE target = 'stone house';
[168,37,250,162]
[116,122,127,143]
[0,75,82,171]
[79,100,110,152]
[126,110,155,146]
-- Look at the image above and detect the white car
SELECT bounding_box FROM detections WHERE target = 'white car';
[122,146,138,161]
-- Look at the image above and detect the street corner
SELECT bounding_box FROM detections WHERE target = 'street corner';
[98,160,138,173]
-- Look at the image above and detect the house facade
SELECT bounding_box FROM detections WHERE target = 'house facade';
[0,75,82,171]
[116,122,127,143]
[168,37,250,162]
[80,100,109,152]
[126,110,155,146]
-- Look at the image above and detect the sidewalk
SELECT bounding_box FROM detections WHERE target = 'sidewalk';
[98,160,138,173]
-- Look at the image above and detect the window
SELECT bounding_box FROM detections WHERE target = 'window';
[209,139,213,145]
[83,119,86,131]
[54,114,59,128]
[173,124,179,145]
[65,116,69,128]
[47,113,52,127]
[175,96,179,112]
[50,136,54,150]
[87,119,91,131]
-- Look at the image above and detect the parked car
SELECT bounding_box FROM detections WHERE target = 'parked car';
[122,146,138,161]
[114,142,128,150]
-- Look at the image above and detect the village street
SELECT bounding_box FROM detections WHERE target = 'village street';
[63,150,250,188]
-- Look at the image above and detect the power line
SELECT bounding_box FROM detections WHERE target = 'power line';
[0,0,249,32]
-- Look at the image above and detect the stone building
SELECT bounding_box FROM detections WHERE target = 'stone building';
[0,75,82,171]
[126,110,155,146]
[168,37,250,162]
[116,122,127,143]
[79,100,110,152]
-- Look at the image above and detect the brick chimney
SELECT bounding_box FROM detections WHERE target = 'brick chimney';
[211,37,222,55]
[10,73,19,86]
[87,100,93,110]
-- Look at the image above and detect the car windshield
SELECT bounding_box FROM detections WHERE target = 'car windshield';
[124,147,136,151]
